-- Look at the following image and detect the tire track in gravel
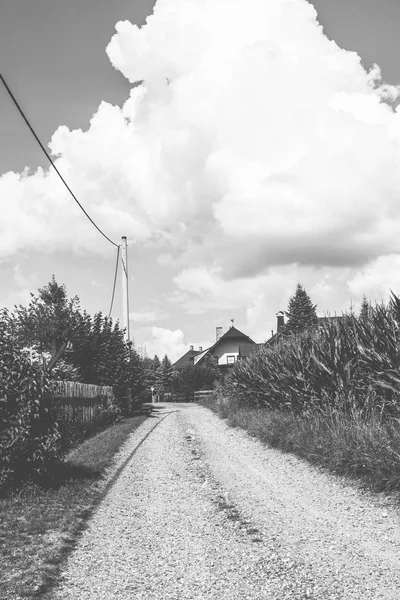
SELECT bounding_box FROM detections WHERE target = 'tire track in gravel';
[184,406,400,600]
[53,404,400,599]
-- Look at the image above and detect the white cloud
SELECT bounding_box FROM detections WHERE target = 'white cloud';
[129,309,169,323]
[135,326,187,361]
[347,255,400,304]
[2,0,400,329]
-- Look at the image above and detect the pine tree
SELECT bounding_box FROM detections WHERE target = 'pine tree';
[359,295,371,322]
[156,354,174,396]
[285,284,318,335]
[152,355,161,371]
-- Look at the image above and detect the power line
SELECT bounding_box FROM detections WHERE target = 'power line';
[108,244,120,318]
[0,73,119,248]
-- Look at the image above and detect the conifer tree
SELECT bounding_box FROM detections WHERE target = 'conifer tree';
[359,295,372,322]
[156,354,174,395]
[285,284,318,335]
[152,355,161,371]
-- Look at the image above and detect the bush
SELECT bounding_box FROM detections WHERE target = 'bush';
[0,310,62,491]
[172,356,221,399]
[56,403,123,452]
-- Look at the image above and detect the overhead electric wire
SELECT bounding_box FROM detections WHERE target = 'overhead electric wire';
[0,73,119,248]
[108,244,120,318]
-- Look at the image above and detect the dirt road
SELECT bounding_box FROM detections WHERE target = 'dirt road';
[55,404,400,599]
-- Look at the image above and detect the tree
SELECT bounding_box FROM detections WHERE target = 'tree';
[156,354,174,395]
[359,295,372,322]
[68,311,145,392]
[172,355,221,400]
[285,283,318,336]
[14,276,80,372]
[152,355,161,371]
[142,355,162,392]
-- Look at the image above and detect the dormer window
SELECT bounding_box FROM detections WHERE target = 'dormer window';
[227,355,235,364]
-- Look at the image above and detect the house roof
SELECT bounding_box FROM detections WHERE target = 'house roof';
[194,326,256,365]
[317,315,345,324]
[238,343,266,357]
[193,347,212,365]
[173,349,202,370]
[174,326,257,369]
[265,315,346,346]
[218,326,255,343]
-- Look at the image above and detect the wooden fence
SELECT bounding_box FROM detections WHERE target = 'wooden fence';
[52,381,114,423]
[194,390,215,403]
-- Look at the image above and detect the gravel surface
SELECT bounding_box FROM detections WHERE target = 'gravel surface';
[55,404,400,599]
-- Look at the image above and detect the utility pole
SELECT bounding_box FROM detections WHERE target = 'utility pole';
[121,236,130,343]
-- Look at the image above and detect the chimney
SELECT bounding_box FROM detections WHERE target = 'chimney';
[276,311,285,333]
[199,346,203,352]
[190,345,194,351]
[216,327,223,341]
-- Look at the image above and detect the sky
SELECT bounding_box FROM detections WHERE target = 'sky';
[1,0,400,360]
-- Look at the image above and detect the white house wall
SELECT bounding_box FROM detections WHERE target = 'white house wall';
[212,339,240,365]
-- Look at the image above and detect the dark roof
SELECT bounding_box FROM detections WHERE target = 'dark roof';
[266,315,345,346]
[173,349,202,370]
[265,331,283,346]
[217,326,255,344]
[194,326,256,366]
[318,315,345,324]
[238,343,265,357]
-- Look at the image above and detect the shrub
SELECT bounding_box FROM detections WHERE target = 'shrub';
[0,310,62,491]
[56,403,123,452]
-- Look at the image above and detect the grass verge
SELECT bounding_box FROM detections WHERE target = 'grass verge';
[201,397,400,496]
[0,411,150,600]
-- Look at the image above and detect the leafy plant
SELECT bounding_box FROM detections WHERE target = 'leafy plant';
[14,276,80,371]
[0,310,62,491]
[172,355,221,400]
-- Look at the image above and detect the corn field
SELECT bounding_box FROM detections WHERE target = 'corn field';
[223,294,400,421]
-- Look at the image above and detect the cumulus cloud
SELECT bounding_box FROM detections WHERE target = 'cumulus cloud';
[129,309,169,323]
[135,326,187,361]
[105,0,400,278]
[169,262,363,343]
[347,255,400,304]
[2,0,400,331]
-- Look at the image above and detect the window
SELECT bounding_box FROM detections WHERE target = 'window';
[227,355,235,364]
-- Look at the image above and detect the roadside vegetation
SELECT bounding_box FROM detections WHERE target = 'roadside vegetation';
[201,287,400,496]
[0,275,162,597]
[0,412,149,599]
[171,355,221,401]
[0,275,176,493]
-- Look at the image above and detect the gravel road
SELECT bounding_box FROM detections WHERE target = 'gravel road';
[55,404,400,599]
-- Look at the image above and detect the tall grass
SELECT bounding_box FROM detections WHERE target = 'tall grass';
[224,297,400,419]
[204,294,400,494]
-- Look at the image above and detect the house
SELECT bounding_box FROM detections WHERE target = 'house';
[173,345,204,371]
[265,312,345,347]
[173,323,260,375]
[173,312,345,375]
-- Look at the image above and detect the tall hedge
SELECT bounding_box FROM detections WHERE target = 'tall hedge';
[0,310,61,491]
